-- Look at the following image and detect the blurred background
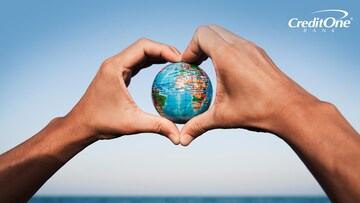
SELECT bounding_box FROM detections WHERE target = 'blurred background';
[0,0,358,199]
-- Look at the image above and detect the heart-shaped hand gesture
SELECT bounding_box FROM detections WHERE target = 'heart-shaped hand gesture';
[1,25,359,203]
[65,25,320,147]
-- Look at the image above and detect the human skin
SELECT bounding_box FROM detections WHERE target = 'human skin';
[0,38,181,203]
[0,25,359,203]
[180,25,360,202]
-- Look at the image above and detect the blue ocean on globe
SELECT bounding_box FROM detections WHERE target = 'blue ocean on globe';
[151,62,213,124]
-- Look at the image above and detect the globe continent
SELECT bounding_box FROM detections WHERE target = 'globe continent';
[151,62,213,124]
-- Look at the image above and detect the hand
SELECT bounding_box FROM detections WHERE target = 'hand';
[180,25,360,202]
[0,38,183,203]
[180,25,319,145]
[65,38,181,144]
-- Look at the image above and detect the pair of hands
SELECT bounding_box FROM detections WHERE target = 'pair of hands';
[2,24,358,203]
[65,25,318,146]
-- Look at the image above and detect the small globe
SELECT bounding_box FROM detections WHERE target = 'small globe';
[151,62,213,124]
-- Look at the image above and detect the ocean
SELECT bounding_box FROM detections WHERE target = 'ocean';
[29,196,331,203]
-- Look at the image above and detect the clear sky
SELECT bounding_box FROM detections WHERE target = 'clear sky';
[0,0,359,196]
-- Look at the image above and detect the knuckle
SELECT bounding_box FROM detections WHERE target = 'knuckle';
[243,41,258,50]
[136,37,150,45]
[256,46,267,54]
[99,58,117,78]
[191,121,205,137]
[195,25,209,35]
[208,23,219,28]
[101,57,113,68]
[245,42,265,55]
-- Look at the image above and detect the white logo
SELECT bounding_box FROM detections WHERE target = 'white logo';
[288,9,353,33]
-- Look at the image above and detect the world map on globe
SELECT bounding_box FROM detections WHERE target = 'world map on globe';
[151,62,213,124]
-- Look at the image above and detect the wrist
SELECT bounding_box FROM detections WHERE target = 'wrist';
[41,116,97,162]
[270,98,360,202]
[273,97,358,146]
[60,114,98,143]
[272,98,331,142]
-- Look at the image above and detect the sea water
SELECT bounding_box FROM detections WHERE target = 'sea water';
[29,196,330,203]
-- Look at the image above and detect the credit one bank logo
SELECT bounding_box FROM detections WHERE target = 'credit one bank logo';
[288,9,353,33]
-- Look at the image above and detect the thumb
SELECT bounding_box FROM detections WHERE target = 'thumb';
[180,108,215,146]
[136,112,180,145]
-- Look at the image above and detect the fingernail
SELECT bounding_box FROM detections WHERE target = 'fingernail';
[180,134,194,146]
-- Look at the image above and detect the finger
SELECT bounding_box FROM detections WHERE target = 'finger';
[169,45,182,56]
[131,58,167,78]
[136,112,180,145]
[208,24,248,45]
[141,57,167,69]
[182,25,228,64]
[180,108,215,146]
[117,38,181,70]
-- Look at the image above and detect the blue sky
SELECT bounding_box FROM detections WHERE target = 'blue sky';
[0,0,359,196]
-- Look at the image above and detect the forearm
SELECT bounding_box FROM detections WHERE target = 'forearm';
[277,101,360,202]
[0,116,96,203]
